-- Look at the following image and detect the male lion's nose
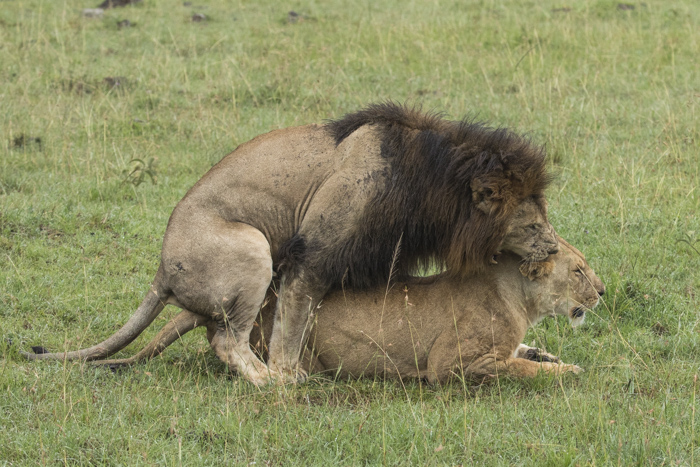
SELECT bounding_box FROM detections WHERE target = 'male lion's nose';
[547,244,559,255]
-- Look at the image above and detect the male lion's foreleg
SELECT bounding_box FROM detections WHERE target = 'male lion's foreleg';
[267,273,327,384]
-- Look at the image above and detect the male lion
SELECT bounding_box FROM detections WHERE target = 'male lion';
[25,103,558,385]
[95,237,603,382]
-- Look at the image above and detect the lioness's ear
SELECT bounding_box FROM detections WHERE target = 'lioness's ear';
[519,260,554,281]
[471,178,497,214]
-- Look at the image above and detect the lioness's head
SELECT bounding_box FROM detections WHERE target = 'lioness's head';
[527,236,605,327]
[497,196,559,263]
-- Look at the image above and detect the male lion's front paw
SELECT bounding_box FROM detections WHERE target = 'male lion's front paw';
[519,259,555,281]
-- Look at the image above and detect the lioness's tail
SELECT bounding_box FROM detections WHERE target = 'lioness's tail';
[93,310,207,367]
[22,284,168,362]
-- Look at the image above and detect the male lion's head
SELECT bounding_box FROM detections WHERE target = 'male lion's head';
[472,191,558,265]
[523,236,605,327]
[498,196,559,263]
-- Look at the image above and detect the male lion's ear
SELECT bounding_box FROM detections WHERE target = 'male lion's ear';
[519,260,554,281]
[471,178,497,214]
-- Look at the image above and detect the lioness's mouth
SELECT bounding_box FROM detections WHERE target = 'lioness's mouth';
[569,306,586,327]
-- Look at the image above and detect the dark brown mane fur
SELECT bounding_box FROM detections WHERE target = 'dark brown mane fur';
[283,102,552,290]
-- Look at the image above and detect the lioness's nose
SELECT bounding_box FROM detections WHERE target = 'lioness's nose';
[597,284,606,297]
[547,244,559,255]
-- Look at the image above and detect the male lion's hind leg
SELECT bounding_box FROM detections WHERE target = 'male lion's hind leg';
[163,221,275,386]
[209,326,271,387]
[204,230,275,387]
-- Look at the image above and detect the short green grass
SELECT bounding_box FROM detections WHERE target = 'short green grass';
[1,0,699,464]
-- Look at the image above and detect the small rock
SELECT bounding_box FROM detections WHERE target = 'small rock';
[82,8,104,18]
[103,76,128,88]
[117,19,132,28]
[617,3,635,10]
[98,0,142,8]
[12,134,42,150]
[192,13,206,22]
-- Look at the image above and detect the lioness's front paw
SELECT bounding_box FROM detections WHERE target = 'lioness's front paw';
[523,347,561,363]
[558,363,583,375]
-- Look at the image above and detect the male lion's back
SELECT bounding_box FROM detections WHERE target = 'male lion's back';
[166,122,387,262]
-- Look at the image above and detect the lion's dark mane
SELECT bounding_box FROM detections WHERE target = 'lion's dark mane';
[280,102,552,290]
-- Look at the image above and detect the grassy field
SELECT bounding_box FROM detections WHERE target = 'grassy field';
[1,0,699,464]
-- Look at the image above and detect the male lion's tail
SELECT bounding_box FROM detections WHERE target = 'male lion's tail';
[22,273,169,362]
[92,310,206,367]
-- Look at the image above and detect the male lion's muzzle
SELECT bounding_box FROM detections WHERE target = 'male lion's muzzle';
[545,224,559,255]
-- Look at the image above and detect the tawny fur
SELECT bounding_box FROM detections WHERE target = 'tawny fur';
[24,103,558,385]
[96,237,604,383]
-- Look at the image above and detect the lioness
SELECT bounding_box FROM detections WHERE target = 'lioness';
[97,237,603,382]
[25,103,558,385]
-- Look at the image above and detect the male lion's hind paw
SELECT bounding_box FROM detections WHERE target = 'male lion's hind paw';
[268,365,308,385]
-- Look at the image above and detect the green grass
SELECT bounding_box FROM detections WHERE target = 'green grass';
[1,0,699,464]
